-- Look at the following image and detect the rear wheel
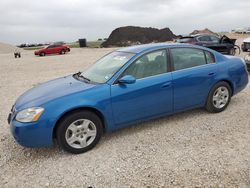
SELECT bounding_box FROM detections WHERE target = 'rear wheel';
[56,111,103,154]
[206,82,232,113]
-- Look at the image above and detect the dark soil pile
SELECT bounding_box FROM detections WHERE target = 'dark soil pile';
[102,26,176,47]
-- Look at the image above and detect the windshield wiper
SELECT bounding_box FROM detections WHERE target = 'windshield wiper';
[73,72,91,83]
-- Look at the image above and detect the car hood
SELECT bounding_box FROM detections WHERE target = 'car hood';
[35,48,45,52]
[14,75,96,110]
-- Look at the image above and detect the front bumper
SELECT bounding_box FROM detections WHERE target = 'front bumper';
[9,116,54,148]
[34,51,40,55]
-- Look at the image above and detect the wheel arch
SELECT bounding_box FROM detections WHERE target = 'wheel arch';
[216,79,234,95]
[52,107,106,139]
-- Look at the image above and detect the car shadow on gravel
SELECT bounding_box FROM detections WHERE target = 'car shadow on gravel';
[102,108,206,141]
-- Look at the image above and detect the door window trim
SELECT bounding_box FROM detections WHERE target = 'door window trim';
[169,47,216,72]
[113,48,170,85]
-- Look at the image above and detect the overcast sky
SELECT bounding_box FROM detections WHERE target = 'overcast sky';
[0,0,249,44]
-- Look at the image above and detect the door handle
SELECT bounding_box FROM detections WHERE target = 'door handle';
[162,82,171,88]
[208,72,215,76]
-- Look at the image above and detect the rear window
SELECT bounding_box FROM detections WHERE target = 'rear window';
[205,51,215,63]
[171,48,207,71]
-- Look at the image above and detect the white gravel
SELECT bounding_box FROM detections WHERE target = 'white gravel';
[0,47,249,187]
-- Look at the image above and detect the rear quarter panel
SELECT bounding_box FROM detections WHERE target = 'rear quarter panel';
[215,57,248,95]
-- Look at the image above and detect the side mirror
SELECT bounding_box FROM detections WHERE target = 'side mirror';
[118,75,136,84]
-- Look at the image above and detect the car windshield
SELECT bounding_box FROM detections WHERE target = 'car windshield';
[80,51,135,83]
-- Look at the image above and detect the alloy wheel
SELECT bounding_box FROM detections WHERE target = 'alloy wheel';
[212,86,229,109]
[65,119,97,149]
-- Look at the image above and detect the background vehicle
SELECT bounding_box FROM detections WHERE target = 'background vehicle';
[34,44,70,56]
[244,54,250,71]
[241,38,250,52]
[9,43,248,154]
[177,34,238,55]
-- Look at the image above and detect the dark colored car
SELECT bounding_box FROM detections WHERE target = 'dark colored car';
[177,34,237,55]
[244,54,250,71]
[242,38,250,52]
[34,44,70,56]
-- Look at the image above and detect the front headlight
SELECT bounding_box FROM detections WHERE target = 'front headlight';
[15,107,44,123]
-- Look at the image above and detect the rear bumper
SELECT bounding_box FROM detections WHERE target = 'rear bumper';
[9,118,54,148]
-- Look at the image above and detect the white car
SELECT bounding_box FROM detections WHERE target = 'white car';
[245,54,250,72]
[242,38,250,52]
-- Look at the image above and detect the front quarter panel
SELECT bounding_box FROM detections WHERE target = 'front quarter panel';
[10,83,113,148]
[41,84,113,143]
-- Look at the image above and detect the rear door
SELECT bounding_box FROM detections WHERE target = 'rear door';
[170,47,217,111]
[45,45,55,54]
[52,45,61,54]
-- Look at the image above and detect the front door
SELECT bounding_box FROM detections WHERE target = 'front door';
[110,49,173,126]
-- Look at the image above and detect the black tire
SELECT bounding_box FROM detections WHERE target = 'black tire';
[205,81,232,113]
[60,50,65,55]
[56,111,103,154]
[40,52,45,56]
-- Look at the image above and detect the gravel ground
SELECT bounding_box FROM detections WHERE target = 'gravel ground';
[0,47,249,188]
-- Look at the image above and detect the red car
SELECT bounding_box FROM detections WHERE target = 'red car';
[34,44,70,56]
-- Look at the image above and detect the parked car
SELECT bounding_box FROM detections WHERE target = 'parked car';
[34,44,70,56]
[241,38,250,52]
[177,34,238,55]
[244,54,250,71]
[8,43,248,154]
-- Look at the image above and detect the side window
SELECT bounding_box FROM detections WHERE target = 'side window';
[171,48,207,71]
[205,51,215,63]
[197,36,211,42]
[209,36,220,43]
[123,50,168,79]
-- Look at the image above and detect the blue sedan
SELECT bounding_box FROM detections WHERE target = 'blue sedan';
[8,43,248,154]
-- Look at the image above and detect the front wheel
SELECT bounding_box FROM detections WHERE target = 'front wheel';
[205,82,232,113]
[56,111,103,154]
[60,50,65,55]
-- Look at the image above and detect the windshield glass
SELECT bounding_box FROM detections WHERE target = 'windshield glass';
[81,51,135,83]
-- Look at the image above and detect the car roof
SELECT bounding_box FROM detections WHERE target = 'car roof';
[117,43,195,54]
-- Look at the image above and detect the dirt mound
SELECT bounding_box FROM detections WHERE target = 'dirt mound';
[0,42,20,54]
[190,28,218,36]
[102,26,176,47]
